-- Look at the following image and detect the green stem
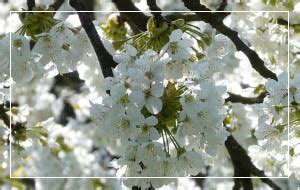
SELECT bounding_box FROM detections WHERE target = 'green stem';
[133,32,148,44]
[164,127,182,150]
[138,38,152,54]
[160,129,168,156]
[113,32,144,43]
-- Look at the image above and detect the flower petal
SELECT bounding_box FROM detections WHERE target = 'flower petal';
[145,116,158,126]
[169,29,182,42]
[146,96,162,114]
[125,44,137,57]
[151,82,164,97]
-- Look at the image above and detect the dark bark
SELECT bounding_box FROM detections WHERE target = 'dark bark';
[225,92,267,104]
[49,71,85,97]
[225,135,281,190]
[62,2,281,190]
[216,0,227,11]
[0,104,9,127]
[112,0,149,31]
[147,0,163,23]
[225,135,253,189]
[56,100,76,125]
[181,0,278,81]
[27,0,35,11]
[216,0,230,19]
[277,18,300,27]
[69,0,117,78]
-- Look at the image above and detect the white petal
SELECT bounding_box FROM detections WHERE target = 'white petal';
[11,61,33,84]
[129,90,145,107]
[214,34,230,43]
[149,127,160,140]
[102,39,116,56]
[127,68,144,81]
[111,84,126,102]
[151,82,164,97]
[169,29,183,42]
[146,96,162,114]
[126,104,144,125]
[295,92,300,103]
[125,44,137,57]
[178,151,204,175]
[113,52,130,64]
[101,77,115,90]
[145,116,158,126]
[113,62,127,77]
[178,38,193,48]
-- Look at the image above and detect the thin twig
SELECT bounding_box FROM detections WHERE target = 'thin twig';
[181,0,278,81]
[0,104,10,127]
[112,0,149,31]
[277,18,300,27]
[225,92,267,104]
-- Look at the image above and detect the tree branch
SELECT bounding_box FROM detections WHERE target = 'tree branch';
[225,92,267,104]
[111,0,149,31]
[225,135,253,189]
[216,0,230,20]
[216,0,227,11]
[181,0,278,81]
[69,0,117,78]
[147,0,163,23]
[165,12,229,23]
[147,0,161,12]
[277,18,300,27]
[251,165,282,190]
[0,104,10,127]
[27,0,35,11]
[63,4,280,190]
[225,135,281,190]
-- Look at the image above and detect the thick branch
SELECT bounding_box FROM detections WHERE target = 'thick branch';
[216,0,230,19]
[147,0,163,22]
[225,135,253,189]
[181,0,278,81]
[69,0,117,78]
[147,0,161,12]
[165,13,228,23]
[112,0,149,31]
[225,92,267,104]
[216,0,227,11]
[225,135,281,190]
[27,0,35,10]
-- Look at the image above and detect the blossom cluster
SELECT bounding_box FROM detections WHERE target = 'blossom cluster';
[90,29,230,187]
[0,0,299,189]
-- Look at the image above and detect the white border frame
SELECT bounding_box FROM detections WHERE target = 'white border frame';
[9,10,290,179]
